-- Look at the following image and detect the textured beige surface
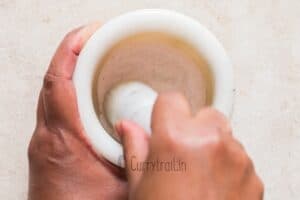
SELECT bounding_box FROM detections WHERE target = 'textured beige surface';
[0,0,299,199]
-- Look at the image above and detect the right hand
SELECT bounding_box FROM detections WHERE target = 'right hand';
[116,92,264,200]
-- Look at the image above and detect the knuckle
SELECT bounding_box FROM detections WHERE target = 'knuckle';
[204,133,226,153]
[158,129,181,150]
[27,136,36,161]
[153,126,187,151]
[198,107,221,118]
[27,128,44,162]
[197,107,230,127]
[163,137,179,151]
[43,73,54,88]
[235,151,251,169]
[236,152,247,165]
[28,126,75,166]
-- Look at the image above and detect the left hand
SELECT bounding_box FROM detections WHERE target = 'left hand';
[28,23,127,200]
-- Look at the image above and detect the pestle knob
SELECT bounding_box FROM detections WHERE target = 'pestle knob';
[104,81,158,134]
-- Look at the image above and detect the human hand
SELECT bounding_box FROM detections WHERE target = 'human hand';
[117,92,264,200]
[28,23,127,200]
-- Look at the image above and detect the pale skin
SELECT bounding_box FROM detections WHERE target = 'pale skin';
[28,23,264,200]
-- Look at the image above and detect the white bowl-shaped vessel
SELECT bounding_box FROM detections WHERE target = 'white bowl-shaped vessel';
[73,9,234,167]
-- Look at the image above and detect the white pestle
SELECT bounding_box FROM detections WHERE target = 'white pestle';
[104,81,158,134]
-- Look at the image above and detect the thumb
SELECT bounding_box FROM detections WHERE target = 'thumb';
[116,120,149,189]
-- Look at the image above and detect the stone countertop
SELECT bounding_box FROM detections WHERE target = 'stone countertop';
[0,0,299,199]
